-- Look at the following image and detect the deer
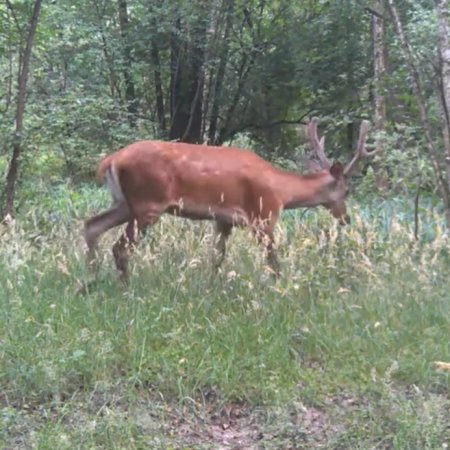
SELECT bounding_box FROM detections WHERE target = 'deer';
[83,118,376,282]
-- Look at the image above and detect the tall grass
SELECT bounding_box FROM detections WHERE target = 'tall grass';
[1,184,449,448]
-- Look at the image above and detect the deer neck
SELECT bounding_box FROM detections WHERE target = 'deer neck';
[271,169,333,210]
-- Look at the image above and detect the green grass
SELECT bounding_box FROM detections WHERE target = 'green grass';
[1,185,449,448]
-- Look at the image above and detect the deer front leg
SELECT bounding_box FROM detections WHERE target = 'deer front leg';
[211,221,233,271]
[112,211,160,282]
[251,202,281,277]
[254,226,281,277]
[253,211,281,278]
[112,219,139,283]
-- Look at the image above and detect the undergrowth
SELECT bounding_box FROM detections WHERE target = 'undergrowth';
[0,183,449,448]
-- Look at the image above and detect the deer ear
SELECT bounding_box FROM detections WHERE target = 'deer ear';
[330,162,344,179]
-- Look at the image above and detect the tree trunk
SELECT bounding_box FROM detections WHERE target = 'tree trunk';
[169,14,207,143]
[150,38,166,135]
[169,17,185,140]
[3,6,14,113]
[436,0,450,187]
[217,5,264,144]
[371,1,388,191]
[147,8,165,137]
[387,0,450,228]
[217,53,256,144]
[2,0,43,220]
[118,0,137,127]
[201,0,223,140]
[208,0,234,145]
[93,0,120,99]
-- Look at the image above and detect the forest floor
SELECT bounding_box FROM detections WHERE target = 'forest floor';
[3,382,449,449]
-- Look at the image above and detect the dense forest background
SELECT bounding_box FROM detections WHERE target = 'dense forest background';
[1,0,449,228]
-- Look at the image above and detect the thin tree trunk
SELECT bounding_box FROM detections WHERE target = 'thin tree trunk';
[182,71,204,142]
[373,4,386,136]
[217,4,265,144]
[169,17,184,140]
[436,0,450,187]
[118,0,137,127]
[93,0,120,99]
[371,1,388,190]
[3,7,14,113]
[217,53,255,144]
[150,43,165,134]
[169,14,207,143]
[2,0,43,220]
[387,0,450,227]
[414,179,421,240]
[201,0,223,140]
[146,0,165,135]
[208,0,234,144]
[149,27,166,135]
[5,48,13,113]
[101,32,120,99]
[182,10,207,143]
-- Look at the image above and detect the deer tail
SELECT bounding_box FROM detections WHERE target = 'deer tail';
[97,154,125,204]
[96,154,115,183]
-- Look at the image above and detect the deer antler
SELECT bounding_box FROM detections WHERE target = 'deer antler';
[343,120,378,176]
[307,117,331,170]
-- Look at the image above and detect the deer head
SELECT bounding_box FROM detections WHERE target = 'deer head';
[306,117,377,224]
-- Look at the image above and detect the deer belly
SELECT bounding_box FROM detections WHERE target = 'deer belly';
[166,202,249,226]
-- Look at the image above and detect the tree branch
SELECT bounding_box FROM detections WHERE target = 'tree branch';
[364,7,385,20]
[220,111,313,143]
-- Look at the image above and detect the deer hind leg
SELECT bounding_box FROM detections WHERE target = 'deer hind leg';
[212,221,233,271]
[84,202,130,273]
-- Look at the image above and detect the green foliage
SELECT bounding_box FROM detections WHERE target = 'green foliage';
[0,0,380,178]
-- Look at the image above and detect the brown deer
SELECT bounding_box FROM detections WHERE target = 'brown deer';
[84,118,376,281]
